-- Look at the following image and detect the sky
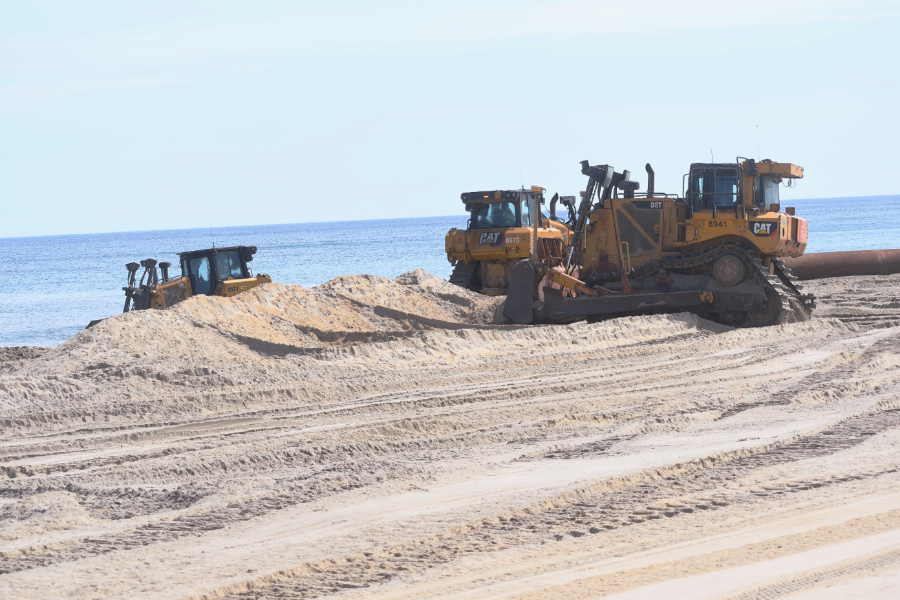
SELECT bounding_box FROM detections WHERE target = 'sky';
[1,0,899,237]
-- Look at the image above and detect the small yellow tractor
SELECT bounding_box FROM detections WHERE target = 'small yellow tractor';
[504,159,815,327]
[122,245,271,312]
[445,186,573,294]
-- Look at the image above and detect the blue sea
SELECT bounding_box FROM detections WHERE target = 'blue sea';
[1,195,898,348]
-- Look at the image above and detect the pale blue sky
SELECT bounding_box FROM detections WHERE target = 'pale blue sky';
[2,1,898,237]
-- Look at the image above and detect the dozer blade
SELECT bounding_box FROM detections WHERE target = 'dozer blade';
[504,260,535,324]
[536,289,714,320]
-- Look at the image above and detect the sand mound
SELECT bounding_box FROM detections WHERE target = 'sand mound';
[28,270,502,373]
[0,270,505,425]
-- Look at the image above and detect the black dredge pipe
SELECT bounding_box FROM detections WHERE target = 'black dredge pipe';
[782,249,900,280]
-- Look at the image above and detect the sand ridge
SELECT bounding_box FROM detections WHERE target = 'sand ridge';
[1,271,900,599]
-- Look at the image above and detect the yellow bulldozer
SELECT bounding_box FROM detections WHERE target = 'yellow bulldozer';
[121,245,271,312]
[503,159,816,327]
[445,186,573,294]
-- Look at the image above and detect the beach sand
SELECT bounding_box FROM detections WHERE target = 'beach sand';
[2,270,900,599]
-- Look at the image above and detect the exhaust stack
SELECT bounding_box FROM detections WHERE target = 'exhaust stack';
[645,163,655,196]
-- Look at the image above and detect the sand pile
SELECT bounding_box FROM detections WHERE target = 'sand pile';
[0,270,504,430]
[2,273,900,599]
[17,268,501,370]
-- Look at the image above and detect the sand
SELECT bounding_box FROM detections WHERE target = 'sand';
[2,269,900,599]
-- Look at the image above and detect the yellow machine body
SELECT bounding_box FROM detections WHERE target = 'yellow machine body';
[145,273,272,310]
[445,187,572,294]
[122,245,271,313]
[580,159,808,281]
[501,158,815,328]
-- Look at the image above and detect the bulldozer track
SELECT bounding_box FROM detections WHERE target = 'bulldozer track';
[772,258,817,309]
[448,262,478,290]
[628,245,817,324]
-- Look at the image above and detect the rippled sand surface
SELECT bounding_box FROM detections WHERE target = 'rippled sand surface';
[2,271,900,599]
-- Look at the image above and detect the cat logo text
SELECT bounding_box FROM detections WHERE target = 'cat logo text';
[751,221,779,237]
[478,232,503,246]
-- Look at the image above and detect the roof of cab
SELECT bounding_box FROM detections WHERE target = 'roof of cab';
[461,190,524,205]
[177,245,257,257]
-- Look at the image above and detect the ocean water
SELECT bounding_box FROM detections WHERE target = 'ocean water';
[0,216,465,348]
[1,195,898,348]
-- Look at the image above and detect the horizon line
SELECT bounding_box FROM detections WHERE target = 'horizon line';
[2,193,899,241]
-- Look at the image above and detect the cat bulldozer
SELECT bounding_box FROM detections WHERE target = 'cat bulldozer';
[445,186,574,295]
[503,159,816,327]
[121,245,271,313]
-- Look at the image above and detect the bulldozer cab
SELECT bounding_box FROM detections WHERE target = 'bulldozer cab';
[446,187,571,294]
[115,244,271,316]
[686,159,803,217]
[462,189,541,230]
[688,164,742,214]
[179,246,257,296]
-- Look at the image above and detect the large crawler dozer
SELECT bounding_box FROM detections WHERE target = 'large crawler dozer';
[445,187,573,295]
[503,159,815,327]
[122,245,271,312]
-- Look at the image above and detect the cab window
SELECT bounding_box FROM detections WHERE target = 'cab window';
[691,168,739,210]
[188,256,213,295]
[714,174,738,207]
[691,173,705,212]
[472,202,517,228]
[756,177,780,209]
[521,194,534,227]
[215,250,245,280]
